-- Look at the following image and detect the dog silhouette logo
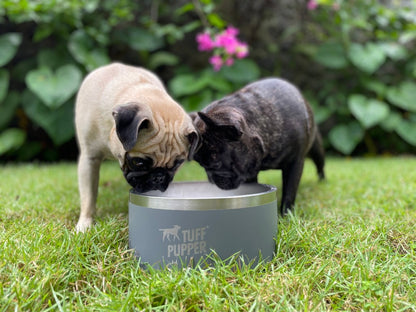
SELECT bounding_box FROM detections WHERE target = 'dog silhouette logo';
[159,225,181,242]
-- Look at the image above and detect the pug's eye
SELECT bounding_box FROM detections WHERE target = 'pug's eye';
[130,157,152,171]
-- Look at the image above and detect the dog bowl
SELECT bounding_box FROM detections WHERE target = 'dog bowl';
[129,181,278,268]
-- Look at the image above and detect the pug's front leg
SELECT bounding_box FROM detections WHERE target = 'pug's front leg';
[76,153,102,232]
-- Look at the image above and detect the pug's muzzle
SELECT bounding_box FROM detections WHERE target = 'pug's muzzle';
[122,154,182,193]
[125,168,172,193]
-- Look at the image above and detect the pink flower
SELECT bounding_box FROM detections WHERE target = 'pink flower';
[235,43,249,59]
[225,26,239,36]
[196,32,215,51]
[196,26,249,70]
[307,0,318,10]
[215,32,239,54]
[209,55,223,71]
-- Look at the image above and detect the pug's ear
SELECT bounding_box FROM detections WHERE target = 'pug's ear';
[186,130,199,160]
[197,111,242,142]
[112,102,152,151]
[188,112,198,122]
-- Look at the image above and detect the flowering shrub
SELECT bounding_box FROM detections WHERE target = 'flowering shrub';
[196,26,249,71]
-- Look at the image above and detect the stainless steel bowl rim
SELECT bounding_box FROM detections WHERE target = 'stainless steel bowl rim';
[129,181,277,210]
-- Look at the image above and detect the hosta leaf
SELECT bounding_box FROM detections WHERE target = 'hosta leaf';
[313,41,348,69]
[329,122,364,155]
[22,91,75,145]
[25,65,82,109]
[386,81,416,112]
[0,33,22,66]
[348,43,386,74]
[348,94,390,128]
[0,128,26,155]
[68,30,110,71]
[396,120,416,146]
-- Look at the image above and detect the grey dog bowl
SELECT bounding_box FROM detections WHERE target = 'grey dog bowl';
[129,181,278,268]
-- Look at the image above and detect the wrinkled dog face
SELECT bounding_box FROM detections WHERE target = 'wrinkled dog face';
[113,102,198,193]
[122,154,184,192]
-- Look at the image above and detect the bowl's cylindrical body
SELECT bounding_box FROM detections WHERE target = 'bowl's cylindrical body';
[129,182,278,268]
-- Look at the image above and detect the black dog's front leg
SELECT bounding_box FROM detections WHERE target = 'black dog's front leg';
[280,158,305,215]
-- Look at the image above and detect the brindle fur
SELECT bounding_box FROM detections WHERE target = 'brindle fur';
[192,78,325,214]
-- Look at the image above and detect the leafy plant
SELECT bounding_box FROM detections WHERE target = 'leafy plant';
[0,0,254,160]
[305,0,416,154]
[0,32,24,155]
[169,59,260,112]
[0,1,153,159]
[0,0,415,160]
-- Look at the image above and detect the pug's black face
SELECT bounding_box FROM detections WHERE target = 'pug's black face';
[122,154,184,193]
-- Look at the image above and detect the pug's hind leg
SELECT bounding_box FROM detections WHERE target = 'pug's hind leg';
[280,158,305,215]
[76,153,103,232]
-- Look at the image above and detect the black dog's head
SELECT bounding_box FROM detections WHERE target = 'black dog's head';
[192,109,264,190]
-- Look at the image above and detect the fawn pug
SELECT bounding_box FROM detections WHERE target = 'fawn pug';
[75,63,197,231]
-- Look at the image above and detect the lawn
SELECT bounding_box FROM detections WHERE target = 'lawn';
[0,157,415,311]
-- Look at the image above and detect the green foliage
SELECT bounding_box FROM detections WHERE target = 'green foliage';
[328,122,364,155]
[0,128,26,155]
[348,95,390,129]
[25,64,82,109]
[67,30,110,70]
[0,0,415,160]
[22,90,75,145]
[0,69,9,103]
[0,33,22,66]
[169,59,260,112]
[0,0,236,160]
[305,0,416,154]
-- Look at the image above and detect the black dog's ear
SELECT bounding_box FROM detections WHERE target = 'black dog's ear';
[197,112,217,128]
[187,130,199,160]
[112,103,152,151]
[217,124,242,141]
[197,111,242,142]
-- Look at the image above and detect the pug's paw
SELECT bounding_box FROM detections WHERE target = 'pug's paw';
[76,217,94,233]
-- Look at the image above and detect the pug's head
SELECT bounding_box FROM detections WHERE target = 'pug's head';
[112,102,198,193]
[192,109,264,190]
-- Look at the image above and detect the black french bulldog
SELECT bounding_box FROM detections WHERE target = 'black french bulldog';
[191,78,325,214]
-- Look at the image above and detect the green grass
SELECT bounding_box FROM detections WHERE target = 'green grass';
[1,158,415,311]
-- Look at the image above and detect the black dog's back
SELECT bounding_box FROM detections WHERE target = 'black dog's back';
[205,78,316,166]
